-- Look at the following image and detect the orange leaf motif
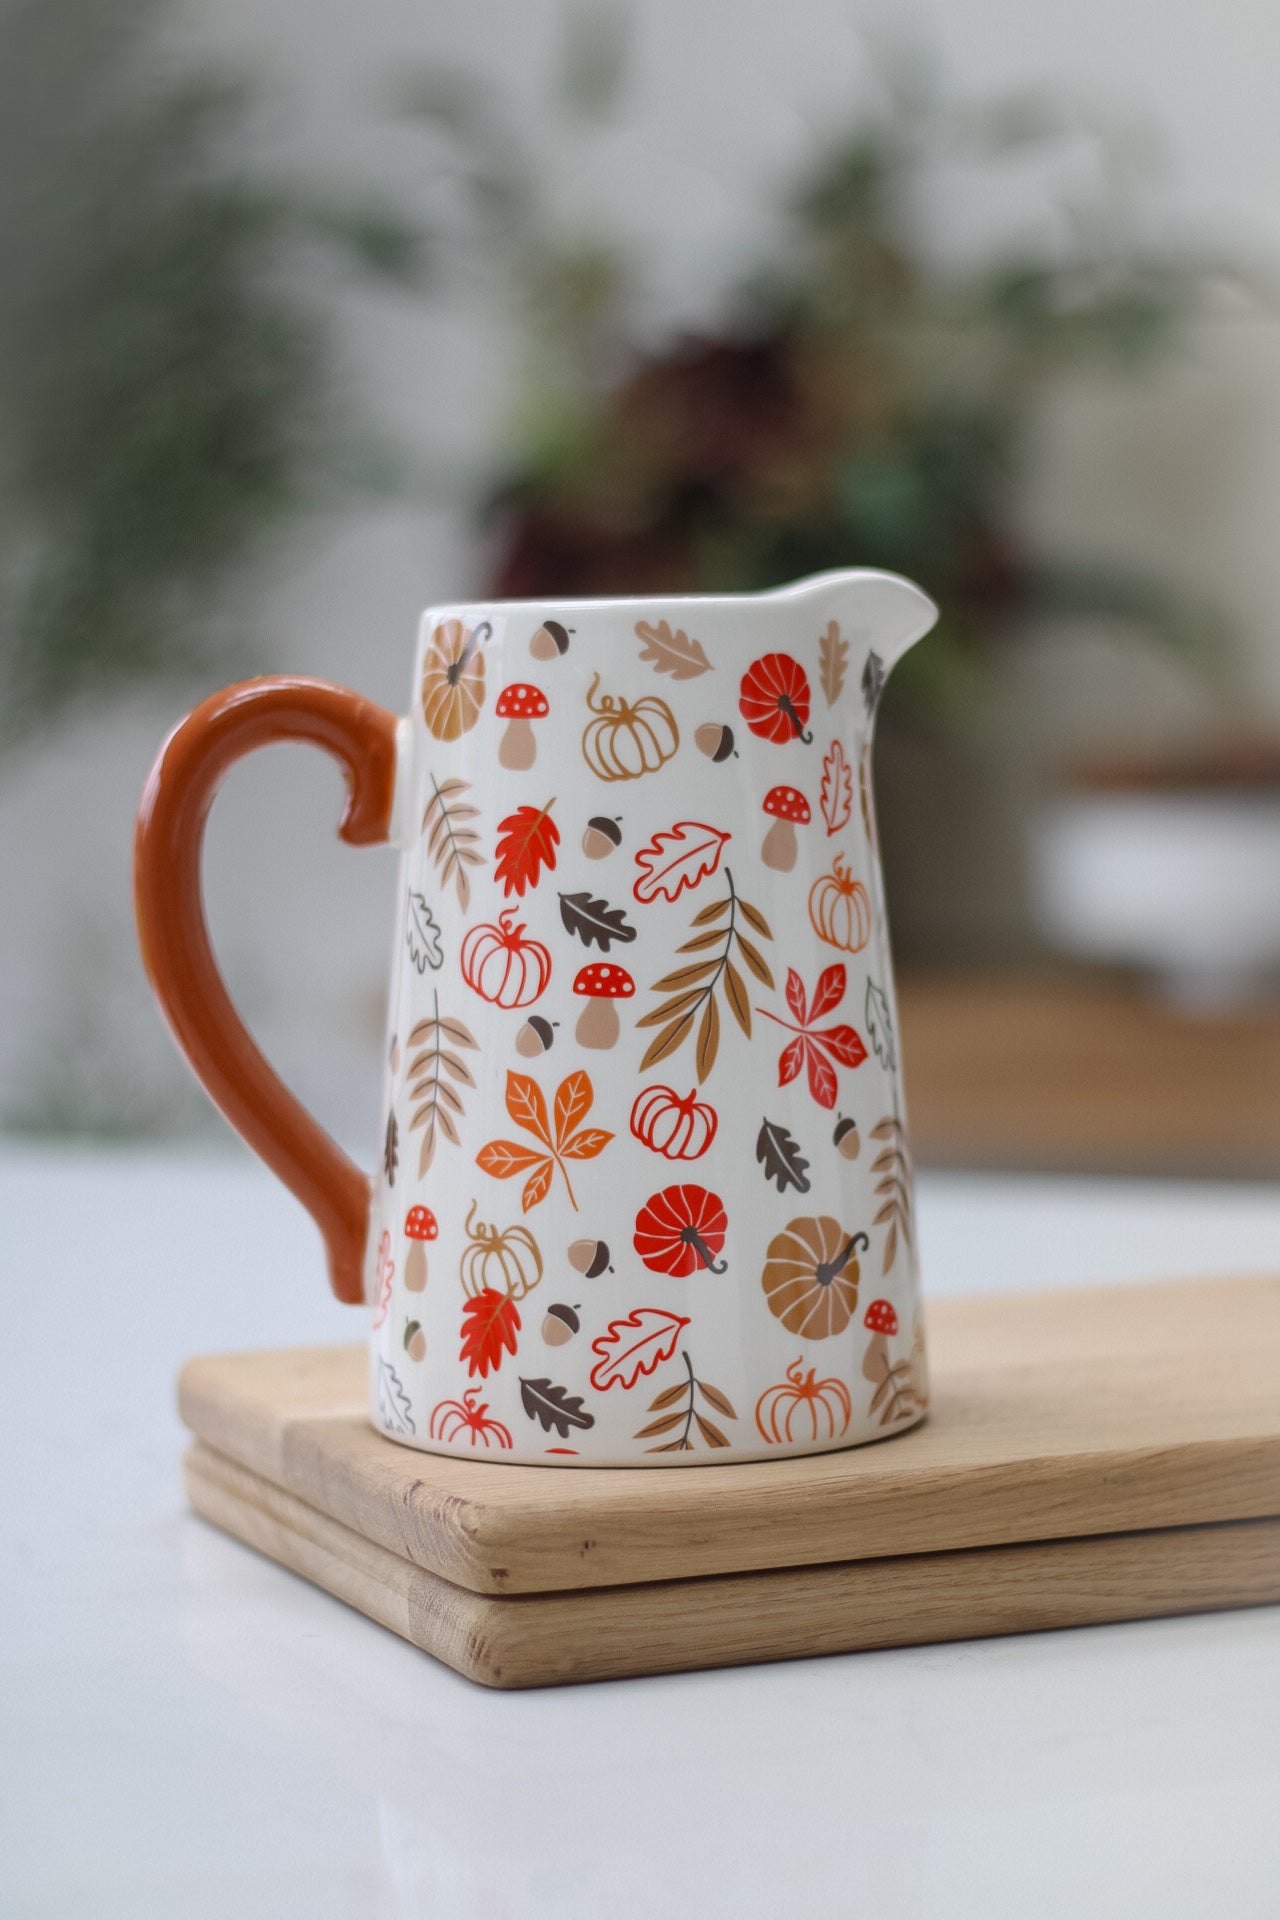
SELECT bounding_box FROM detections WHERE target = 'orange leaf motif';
[820,740,853,836]
[476,1069,613,1211]
[495,799,559,898]
[633,822,731,905]
[460,1288,520,1378]
[589,1309,691,1392]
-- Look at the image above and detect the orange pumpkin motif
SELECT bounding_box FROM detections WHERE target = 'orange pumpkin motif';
[755,1357,852,1444]
[808,852,872,954]
[460,909,552,1009]
[761,1216,867,1338]
[427,1386,513,1450]
[629,1085,718,1161]
[421,618,487,742]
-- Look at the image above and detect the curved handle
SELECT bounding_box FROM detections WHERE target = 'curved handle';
[134,677,402,1304]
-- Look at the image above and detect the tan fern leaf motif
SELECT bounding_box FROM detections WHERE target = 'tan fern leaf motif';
[637,867,774,1082]
[421,774,485,910]
[407,991,479,1177]
[633,1347,738,1451]
[869,1114,914,1275]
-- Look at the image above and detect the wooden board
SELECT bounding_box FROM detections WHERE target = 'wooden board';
[177,1276,1280,1597]
[184,1441,1280,1689]
[898,972,1280,1177]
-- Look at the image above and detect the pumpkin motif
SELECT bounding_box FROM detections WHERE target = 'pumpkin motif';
[629,1085,718,1161]
[755,1357,853,1445]
[761,1216,867,1338]
[739,653,814,745]
[808,852,872,954]
[460,1200,543,1300]
[421,618,487,742]
[428,1386,513,1450]
[634,1183,728,1275]
[460,909,552,1009]
[581,673,679,781]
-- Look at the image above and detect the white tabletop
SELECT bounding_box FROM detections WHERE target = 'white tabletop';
[3,1142,1279,1918]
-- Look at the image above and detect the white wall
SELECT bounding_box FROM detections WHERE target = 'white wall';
[5,0,1280,1149]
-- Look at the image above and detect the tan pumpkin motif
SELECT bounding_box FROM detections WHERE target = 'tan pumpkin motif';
[629,1085,718,1161]
[421,618,487,742]
[760,1216,867,1338]
[460,909,552,1009]
[581,672,679,782]
[460,1200,543,1301]
[808,851,872,954]
[755,1356,852,1445]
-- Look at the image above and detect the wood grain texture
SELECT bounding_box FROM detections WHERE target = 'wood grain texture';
[898,972,1280,1176]
[184,1442,1280,1690]
[176,1277,1280,1597]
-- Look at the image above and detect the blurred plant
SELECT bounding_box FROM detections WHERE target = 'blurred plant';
[0,0,424,742]
[401,37,1235,722]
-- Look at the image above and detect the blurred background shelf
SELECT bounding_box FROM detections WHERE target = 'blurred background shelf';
[899,972,1280,1178]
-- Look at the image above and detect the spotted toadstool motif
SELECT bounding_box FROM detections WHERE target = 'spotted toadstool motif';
[760,785,811,871]
[572,962,635,1049]
[495,683,549,770]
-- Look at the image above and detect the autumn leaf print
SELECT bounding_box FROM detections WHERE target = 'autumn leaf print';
[864,978,897,1071]
[476,1068,613,1211]
[755,1118,811,1194]
[633,1348,738,1451]
[634,618,713,679]
[637,868,774,1082]
[460,1287,521,1379]
[757,963,867,1109]
[589,1308,691,1391]
[870,1115,914,1274]
[494,798,559,898]
[557,890,637,952]
[818,620,848,706]
[819,739,853,836]
[632,821,731,904]
[421,774,485,910]
[406,992,479,1177]
[519,1377,595,1438]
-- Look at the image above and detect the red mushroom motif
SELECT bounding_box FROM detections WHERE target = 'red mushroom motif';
[863,1299,898,1336]
[404,1204,438,1293]
[761,785,811,871]
[573,962,635,1049]
[495,683,549,770]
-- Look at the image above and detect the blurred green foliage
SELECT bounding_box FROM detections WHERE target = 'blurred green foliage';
[0,0,423,741]
[401,38,1235,720]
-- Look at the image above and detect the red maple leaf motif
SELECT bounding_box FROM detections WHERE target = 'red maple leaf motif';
[757,963,867,1109]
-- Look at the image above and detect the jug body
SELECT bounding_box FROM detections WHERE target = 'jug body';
[368,572,936,1461]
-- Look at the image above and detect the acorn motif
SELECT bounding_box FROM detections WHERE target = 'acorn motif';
[582,815,622,859]
[530,619,572,661]
[541,1302,581,1347]
[515,1015,557,1058]
[568,1237,612,1278]
[833,1115,861,1161]
[695,722,736,763]
[403,1320,426,1362]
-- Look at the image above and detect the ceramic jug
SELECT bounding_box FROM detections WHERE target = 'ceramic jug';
[136,569,937,1464]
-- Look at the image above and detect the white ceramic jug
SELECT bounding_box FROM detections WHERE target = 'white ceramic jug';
[136,569,937,1463]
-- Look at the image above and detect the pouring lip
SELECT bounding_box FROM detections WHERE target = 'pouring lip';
[421,566,939,623]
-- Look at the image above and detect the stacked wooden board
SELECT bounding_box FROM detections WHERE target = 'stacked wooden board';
[179,1276,1280,1688]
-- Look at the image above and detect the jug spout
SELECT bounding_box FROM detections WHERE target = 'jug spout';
[775,568,938,690]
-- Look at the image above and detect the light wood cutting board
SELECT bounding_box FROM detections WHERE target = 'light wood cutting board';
[183,1442,1280,1688]
[177,1276,1280,1597]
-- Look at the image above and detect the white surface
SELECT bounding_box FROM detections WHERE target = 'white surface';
[2,1142,1279,1918]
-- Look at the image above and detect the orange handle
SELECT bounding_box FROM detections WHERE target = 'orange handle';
[134,677,401,1304]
